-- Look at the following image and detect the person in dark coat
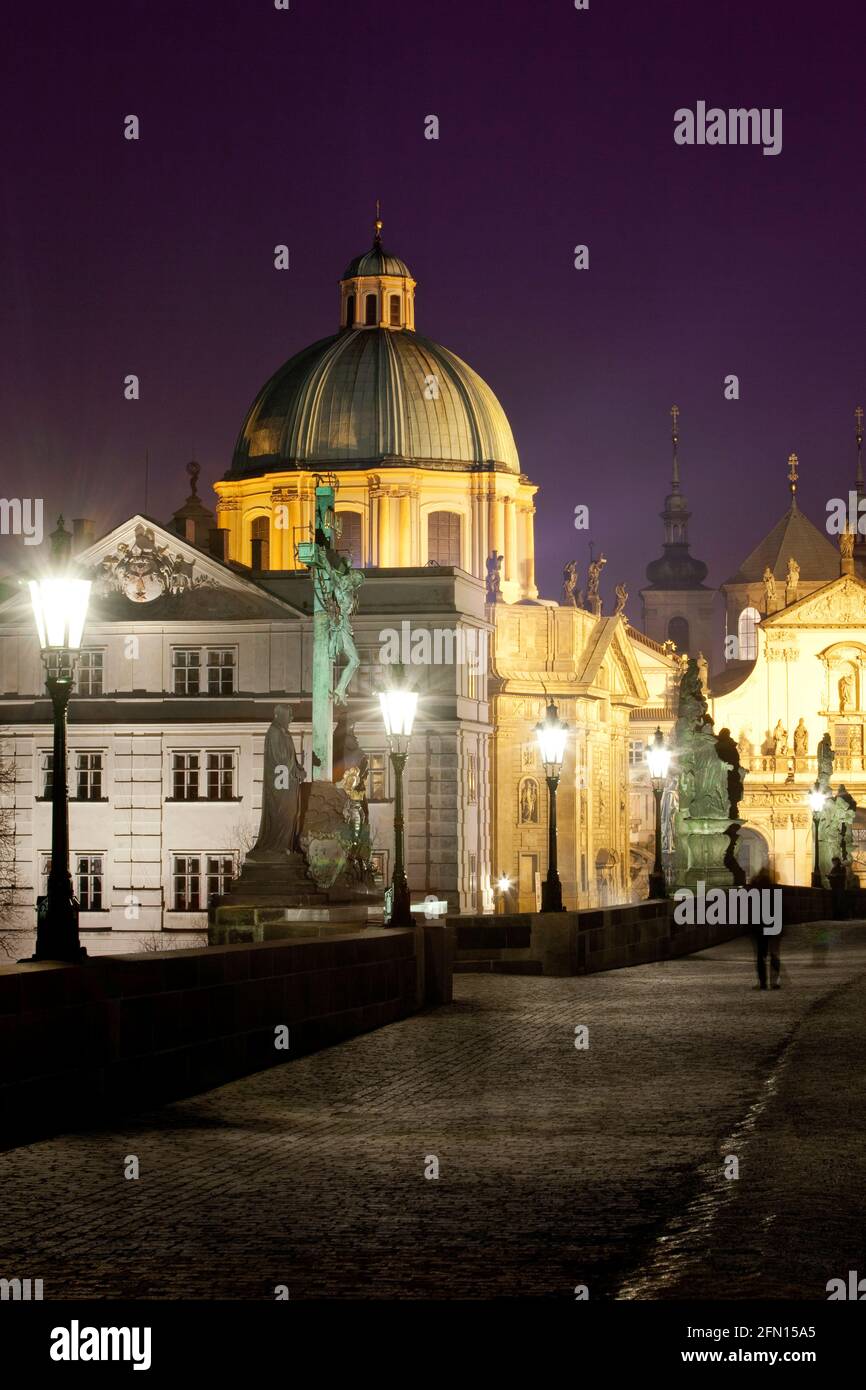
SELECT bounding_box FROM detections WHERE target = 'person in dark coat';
[749,867,782,990]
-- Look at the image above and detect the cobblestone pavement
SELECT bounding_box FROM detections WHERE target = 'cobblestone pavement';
[3,924,866,1300]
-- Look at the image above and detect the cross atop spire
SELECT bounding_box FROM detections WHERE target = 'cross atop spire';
[373,199,383,247]
[787,451,799,508]
[856,406,864,490]
[670,404,680,492]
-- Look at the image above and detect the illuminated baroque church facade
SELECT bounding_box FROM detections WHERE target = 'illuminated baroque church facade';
[632,433,866,889]
[0,222,651,948]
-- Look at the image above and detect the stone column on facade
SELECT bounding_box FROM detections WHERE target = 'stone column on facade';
[368,477,380,566]
[522,504,538,599]
[489,487,505,570]
[505,497,518,584]
[470,490,482,580]
[378,491,392,567]
[287,490,303,568]
[399,492,412,565]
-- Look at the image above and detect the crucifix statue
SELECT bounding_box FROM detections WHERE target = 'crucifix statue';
[297,483,364,780]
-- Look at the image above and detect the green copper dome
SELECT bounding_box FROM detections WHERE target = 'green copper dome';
[229,328,521,476]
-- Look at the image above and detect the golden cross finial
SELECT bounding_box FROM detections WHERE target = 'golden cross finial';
[856,405,864,440]
[670,404,680,438]
[788,452,799,499]
[374,199,383,243]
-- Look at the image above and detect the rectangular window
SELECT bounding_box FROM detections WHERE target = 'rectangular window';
[368,752,387,801]
[467,751,478,805]
[78,651,104,696]
[206,751,235,800]
[75,752,103,800]
[206,854,235,901]
[628,740,645,768]
[172,752,200,800]
[207,648,235,695]
[76,854,103,911]
[44,652,74,681]
[370,850,388,886]
[468,852,477,900]
[41,751,54,797]
[173,649,201,695]
[173,855,201,911]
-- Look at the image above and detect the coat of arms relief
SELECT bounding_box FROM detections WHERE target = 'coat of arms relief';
[91,524,219,603]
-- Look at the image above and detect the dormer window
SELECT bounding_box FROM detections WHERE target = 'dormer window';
[389,294,401,327]
[345,294,355,328]
[364,293,377,326]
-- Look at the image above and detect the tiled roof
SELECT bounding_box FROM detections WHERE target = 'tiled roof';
[724,504,838,585]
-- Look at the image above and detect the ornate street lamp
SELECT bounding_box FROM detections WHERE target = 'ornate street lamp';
[535,700,569,912]
[378,679,419,928]
[496,874,512,915]
[28,574,91,961]
[808,782,827,888]
[645,726,671,900]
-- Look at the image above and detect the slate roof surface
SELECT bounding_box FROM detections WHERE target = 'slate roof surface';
[724,504,839,585]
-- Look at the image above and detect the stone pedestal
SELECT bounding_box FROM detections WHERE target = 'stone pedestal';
[208,784,383,946]
[679,816,739,891]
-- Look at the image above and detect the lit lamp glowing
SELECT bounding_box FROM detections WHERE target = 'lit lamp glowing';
[808,782,827,888]
[645,727,671,899]
[496,874,511,915]
[378,680,419,928]
[28,575,92,961]
[534,700,569,912]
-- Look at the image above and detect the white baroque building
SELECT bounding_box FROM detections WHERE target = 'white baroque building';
[0,512,492,952]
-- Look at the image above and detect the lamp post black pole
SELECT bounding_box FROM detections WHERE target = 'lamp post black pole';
[541,772,564,912]
[811,810,822,888]
[34,666,84,962]
[648,782,666,899]
[388,748,413,928]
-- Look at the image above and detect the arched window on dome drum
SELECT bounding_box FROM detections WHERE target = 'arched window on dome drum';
[250,515,270,570]
[668,615,690,653]
[336,510,362,566]
[737,606,760,661]
[389,294,401,327]
[428,511,461,567]
[364,294,377,326]
[345,294,355,328]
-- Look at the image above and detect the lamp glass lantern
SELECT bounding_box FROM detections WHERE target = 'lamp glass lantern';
[808,786,827,815]
[28,577,91,655]
[534,701,569,776]
[646,726,671,785]
[378,687,418,746]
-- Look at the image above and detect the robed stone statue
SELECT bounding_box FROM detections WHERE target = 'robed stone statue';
[250,704,304,858]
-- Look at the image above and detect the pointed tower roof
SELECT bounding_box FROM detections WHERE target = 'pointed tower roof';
[643,406,709,591]
[723,452,838,584]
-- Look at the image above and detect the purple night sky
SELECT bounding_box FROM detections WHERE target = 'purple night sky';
[4,0,866,633]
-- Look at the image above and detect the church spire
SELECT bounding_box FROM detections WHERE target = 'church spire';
[643,405,708,591]
[670,404,681,493]
[373,199,383,248]
[787,451,799,511]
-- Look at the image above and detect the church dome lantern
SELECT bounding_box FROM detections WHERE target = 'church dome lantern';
[339,206,416,333]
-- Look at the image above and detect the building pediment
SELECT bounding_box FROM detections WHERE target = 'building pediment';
[0,516,305,623]
[577,618,648,704]
[763,573,866,629]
